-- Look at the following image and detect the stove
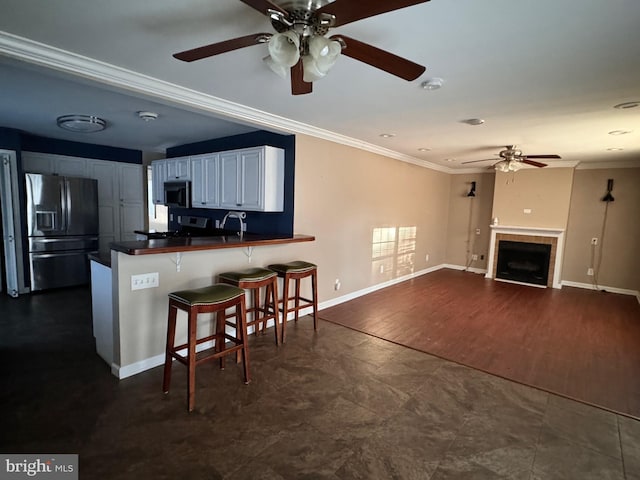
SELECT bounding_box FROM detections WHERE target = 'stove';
[136,215,219,239]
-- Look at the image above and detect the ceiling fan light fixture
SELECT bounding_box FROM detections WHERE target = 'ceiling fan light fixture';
[263,55,288,79]
[303,37,341,81]
[267,31,300,68]
[56,114,106,133]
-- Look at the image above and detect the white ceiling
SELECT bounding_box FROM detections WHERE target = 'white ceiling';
[0,0,639,171]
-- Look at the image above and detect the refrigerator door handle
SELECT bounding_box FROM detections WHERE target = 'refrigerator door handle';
[61,180,68,232]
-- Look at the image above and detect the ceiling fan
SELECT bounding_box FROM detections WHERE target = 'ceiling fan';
[172,0,429,95]
[462,145,561,172]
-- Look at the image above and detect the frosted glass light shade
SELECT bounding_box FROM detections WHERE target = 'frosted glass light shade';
[302,39,341,82]
[268,31,300,67]
[263,55,288,78]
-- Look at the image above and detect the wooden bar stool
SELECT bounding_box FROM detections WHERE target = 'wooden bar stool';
[162,283,250,412]
[218,267,281,349]
[267,261,318,343]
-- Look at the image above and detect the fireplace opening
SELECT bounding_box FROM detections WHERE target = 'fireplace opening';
[496,240,551,286]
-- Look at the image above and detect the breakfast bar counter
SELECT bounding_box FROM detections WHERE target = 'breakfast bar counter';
[90,231,317,380]
[111,233,315,256]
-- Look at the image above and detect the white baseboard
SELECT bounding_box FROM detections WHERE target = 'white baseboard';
[442,264,488,275]
[561,280,640,300]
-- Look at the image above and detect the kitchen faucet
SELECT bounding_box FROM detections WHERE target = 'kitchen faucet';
[220,211,246,238]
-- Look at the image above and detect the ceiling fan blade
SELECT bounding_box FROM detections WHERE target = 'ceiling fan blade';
[524,154,561,159]
[461,158,495,164]
[521,159,548,168]
[173,33,270,62]
[238,0,288,16]
[291,61,312,95]
[330,35,425,81]
[317,0,430,27]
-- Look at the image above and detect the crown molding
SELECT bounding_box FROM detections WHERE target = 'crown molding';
[575,158,640,170]
[0,30,453,173]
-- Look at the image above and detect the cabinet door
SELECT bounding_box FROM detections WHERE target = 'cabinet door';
[166,157,190,180]
[87,160,118,252]
[151,160,166,205]
[55,157,87,177]
[239,149,264,210]
[220,152,240,208]
[202,155,220,207]
[118,164,144,240]
[191,157,205,206]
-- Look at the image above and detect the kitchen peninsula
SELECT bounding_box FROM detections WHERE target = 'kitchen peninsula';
[90,232,315,379]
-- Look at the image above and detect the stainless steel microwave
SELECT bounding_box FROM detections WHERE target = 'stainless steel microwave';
[164,181,191,208]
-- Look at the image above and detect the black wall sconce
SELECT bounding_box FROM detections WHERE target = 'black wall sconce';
[467,181,476,197]
[602,178,615,202]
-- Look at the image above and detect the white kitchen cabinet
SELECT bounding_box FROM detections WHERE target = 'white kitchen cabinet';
[21,151,86,176]
[166,156,190,180]
[191,153,219,208]
[117,163,144,242]
[219,146,284,212]
[151,160,167,205]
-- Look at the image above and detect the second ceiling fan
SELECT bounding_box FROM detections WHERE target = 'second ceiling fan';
[462,145,561,172]
[173,0,429,95]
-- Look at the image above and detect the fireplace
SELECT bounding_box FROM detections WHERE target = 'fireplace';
[496,240,551,286]
[486,225,565,289]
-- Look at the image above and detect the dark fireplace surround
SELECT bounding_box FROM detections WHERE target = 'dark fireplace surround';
[496,240,552,286]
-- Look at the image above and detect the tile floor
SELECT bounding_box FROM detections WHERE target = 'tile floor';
[1,287,639,479]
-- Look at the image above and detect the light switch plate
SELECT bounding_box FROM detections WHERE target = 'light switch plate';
[131,272,159,290]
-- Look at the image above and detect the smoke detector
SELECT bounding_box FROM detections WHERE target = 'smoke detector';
[137,111,159,121]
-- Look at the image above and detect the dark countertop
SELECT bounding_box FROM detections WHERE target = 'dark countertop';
[109,233,315,256]
[88,251,112,268]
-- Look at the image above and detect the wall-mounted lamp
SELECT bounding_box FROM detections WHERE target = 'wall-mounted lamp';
[467,181,476,197]
[602,178,615,202]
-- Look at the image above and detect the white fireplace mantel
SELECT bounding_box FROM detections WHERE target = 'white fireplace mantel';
[486,225,565,289]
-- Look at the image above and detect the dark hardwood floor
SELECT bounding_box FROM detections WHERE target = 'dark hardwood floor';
[320,268,640,418]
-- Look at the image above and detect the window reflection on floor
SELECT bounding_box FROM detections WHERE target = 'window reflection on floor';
[371,226,416,279]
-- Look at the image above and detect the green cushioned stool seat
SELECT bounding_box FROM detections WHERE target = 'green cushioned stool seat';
[218,267,277,284]
[267,260,318,343]
[267,261,317,274]
[168,284,245,306]
[218,267,281,347]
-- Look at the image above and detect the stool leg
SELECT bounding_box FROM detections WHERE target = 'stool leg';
[270,279,281,346]
[311,269,318,331]
[281,274,290,343]
[216,310,226,370]
[163,302,178,394]
[187,309,197,412]
[238,299,251,384]
[294,278,302,323]
[252,287,261,336]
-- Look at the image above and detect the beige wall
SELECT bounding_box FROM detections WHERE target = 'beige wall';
[492,168,574,229]
[445,173,495,270]
[293,134,451,301]
[563,168,640,291]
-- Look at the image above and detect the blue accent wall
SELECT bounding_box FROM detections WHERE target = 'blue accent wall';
[166,131,295,236]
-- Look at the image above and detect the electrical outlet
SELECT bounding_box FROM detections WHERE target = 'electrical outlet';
[480,254,485,260]
[334,279,341,291]
[472,254,478,261]
[475,228,480,235]
[379,265,384,274]
[131,272,159,290]
[587,268,594,276]
[425,254,430,262]
[591,237,598,245]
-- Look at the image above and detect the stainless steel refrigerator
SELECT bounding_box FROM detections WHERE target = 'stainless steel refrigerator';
[25,173,99,291]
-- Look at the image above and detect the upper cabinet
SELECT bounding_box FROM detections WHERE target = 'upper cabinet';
[219,146,284,212]
[166,157,190,180]
[191,153,219,208]
[152,145,285,212]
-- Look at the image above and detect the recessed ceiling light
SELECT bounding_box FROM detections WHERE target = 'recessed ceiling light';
[445,158,456,162]
[56,114,106,133]
[607,147,624,151]
[418,148,431,152]
[608,129,632,135]
[421,78,444,90]
[379,133,396,138]
[138,111,159,121]
[614,101,639,109]
[461,118,485,126]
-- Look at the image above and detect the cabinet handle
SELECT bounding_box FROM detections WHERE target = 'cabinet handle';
[201,202,206,205]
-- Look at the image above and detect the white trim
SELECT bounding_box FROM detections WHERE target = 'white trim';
[441,264,488,275]
[0,30,452,174]
[486,225,565,289]
[561,280,639,299]
[575,159,640,170]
